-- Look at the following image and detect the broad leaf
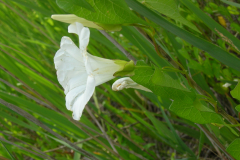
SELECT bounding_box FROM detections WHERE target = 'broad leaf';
[231,82,240,100]
[170,97,223,124]
[57,0,95,12]
[236,105,240,112]
[138,0,199,32]
[131,61,222,124]
[56,0,145,25]
[226,138,240,160]
[131,61,193,100]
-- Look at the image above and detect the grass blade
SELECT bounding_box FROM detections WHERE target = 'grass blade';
[126,0,240,72]
[0,141,16,160]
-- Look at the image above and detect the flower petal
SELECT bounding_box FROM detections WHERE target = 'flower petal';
[60,36,73,47]
[88,54,121,86]
[68,22,90,53]
[68,22,84,37]
[64,72,88,94]
[56,36,83,62]
[54,36,87,90]
[65,85,85,111]
[72,75,95,120]
[84,54,93,75]
[79,27,90,53]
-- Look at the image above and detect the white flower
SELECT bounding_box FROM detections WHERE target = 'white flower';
[54,22,122,120]
[112,77,152,92]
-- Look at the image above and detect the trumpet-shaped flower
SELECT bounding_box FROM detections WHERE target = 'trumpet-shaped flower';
[54,22,122,120]
[112,77,152,92]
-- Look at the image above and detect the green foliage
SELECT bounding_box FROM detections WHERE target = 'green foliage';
[231,82,240,100]
[236,105,240,112]
[131,61,222,124]
[131,61,192,100]
[221,0,240,9]
[56,0,145,25]
[170,98,222,124]
[1,0,240,159]
[226,138,240,159]
[126,0,240,72]
[58,0,95,12]
[138,0,199,32]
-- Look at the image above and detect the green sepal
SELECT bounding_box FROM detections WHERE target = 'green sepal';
[113,60,135,76]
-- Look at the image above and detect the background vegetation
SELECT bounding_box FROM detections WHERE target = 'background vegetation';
[1,0,240,159]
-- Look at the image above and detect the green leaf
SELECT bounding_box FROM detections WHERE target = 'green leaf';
[151,67,190,93]
[56,0,145,25]
[74,140,83,160]
[126,0,240,72]
[231,82,240,100]
[131,62,222,124]
[120,26,169,67]
[138,0,199,32]
[182,0,240,52]
[156,99,196,157]
[0,141,16,160]
[131,61,193,100]
[170,97,223,124]
[10,0,53,16]
[226,138,240,159]
[236,105,240,112]
[220,127,239,143]
[57,0,95,12]
[221,0,240,9]
[197,131,205,158]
